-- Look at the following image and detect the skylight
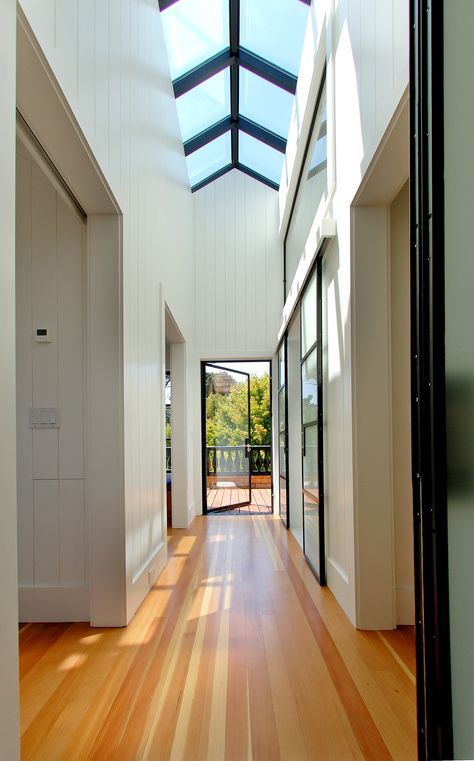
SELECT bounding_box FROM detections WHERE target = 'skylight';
[160,0,310,192]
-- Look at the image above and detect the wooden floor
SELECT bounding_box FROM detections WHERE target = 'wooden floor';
[19,516,417,760]
[207,487,272,514]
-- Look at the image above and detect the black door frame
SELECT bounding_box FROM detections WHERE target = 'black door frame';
[300,257,326,585]
[277,338,289,527]
[201,359,274,514]
[410,1,453,757]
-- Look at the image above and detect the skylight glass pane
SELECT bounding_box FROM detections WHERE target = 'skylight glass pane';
[239,133,284,186]
[176,70,230,143]
[240,0,309,75]
[186,132,231,187]
[239,69,294,137]
[161,0,229,80]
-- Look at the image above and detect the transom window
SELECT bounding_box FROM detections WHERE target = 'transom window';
[159,0,310,191]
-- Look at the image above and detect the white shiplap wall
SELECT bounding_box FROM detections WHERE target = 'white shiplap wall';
[18,0,195,624]
[16,144,87,619]
[194,171,282,358]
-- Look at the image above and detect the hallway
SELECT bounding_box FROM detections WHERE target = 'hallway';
[19,516,416,760]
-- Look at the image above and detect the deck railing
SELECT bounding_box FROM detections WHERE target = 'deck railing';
[206,445,271,476]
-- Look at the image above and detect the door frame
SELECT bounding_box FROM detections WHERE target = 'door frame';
[300,257,326,585]
[201,359,273,515]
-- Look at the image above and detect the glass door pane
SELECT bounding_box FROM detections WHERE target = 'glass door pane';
[303,423,320,576]
[278,341,288,527]
[300,264,325,583]
[204,363,251,512]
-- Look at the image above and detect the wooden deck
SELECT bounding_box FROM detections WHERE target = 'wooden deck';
[206,486,272,514]
[19,515,417,760]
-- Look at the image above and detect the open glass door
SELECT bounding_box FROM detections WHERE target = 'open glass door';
[203,362,251,512]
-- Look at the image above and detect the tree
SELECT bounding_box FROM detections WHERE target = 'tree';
[205,373,271,446]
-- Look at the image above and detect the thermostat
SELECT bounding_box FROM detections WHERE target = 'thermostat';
[35,328,52,343]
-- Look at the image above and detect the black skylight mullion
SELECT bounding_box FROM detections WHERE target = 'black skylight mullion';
[191,163,234,192]
[239,117,287,153]
[173,49,231,98]
[236,163,279,191]
[158,0,180,10]
[239,48,297,94]
[184,116,233,156]
[230,0,240,166]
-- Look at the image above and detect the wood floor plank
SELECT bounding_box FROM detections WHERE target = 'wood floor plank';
[19,516,417,761]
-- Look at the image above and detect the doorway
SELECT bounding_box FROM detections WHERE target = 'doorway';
[201,360,273,514]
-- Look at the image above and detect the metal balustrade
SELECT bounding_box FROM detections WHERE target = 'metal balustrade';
[206,445,271,475]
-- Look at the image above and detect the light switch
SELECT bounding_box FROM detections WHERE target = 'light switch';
[30,408,60,429]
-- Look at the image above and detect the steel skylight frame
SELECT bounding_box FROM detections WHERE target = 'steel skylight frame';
[159,0,310,191]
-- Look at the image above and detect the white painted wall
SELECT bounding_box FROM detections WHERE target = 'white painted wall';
[279,0,409,624]
[16,141,88,621]
[444,3,474,755]
[0,1,20,756]
[192,170,282,513]
[194,171,282,359]
[390,181,414,625]
[17,0,196,623]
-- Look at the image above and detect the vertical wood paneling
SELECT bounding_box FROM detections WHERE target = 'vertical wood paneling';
[194,171,281,358]
[31,164,58,410]
[57,198,84,480]
[17,146,86,608]
[59,479,85,585]
[33,429,59,480]
[20,0,196,621]
[16,149,35,587]
[55,0,78,100]
[34,479,60,585]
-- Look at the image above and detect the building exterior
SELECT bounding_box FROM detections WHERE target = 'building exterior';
[0,1,472,758]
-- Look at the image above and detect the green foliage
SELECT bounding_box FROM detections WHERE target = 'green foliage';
[206,373,271,446]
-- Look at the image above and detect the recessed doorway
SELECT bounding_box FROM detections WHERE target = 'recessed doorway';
[201,360,273,515]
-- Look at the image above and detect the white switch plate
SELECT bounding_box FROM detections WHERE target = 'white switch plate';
[29,407,60,429]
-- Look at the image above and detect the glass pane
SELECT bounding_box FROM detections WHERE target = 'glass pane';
[285,83,328,296]
[240,69,294,137]
[240,0,309,75]
[302,349,317,425]
[186,132,231,187]
[303,424,319,574]
[239,132,284,186]
[278,387,286,433]
[205,364,250,510]
[279,433,287,524]
[176,69,230,143]
[301,270,317,357]
[161,0,229,80]
[278,342,285,388]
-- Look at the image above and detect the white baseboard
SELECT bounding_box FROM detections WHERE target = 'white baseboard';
[19,585,89,622]
[188,501,195,523]
[327,556,356,625]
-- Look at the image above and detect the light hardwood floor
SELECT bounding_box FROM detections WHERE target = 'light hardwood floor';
[19,516,417,760]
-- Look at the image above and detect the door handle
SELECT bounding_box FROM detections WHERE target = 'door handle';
[244,438,251,458]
